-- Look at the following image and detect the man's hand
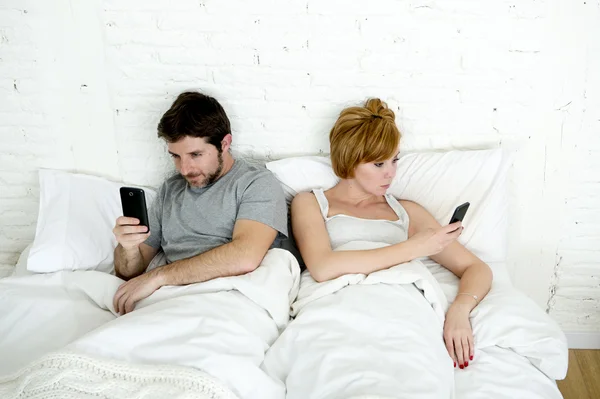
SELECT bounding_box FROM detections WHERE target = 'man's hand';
[113,216,150,250]
[113,270,164,315]
[112,217,158,280]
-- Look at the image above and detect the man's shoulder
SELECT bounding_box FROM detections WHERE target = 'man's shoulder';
[225,158,283,202]
[232,158,277,185]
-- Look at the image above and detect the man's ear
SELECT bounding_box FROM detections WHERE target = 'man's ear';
[221,134,232,152]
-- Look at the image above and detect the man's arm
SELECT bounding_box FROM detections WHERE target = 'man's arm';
[114,219,277,314]
[112,215,159,280]
[153,219,277,286]
[114,242,158,280]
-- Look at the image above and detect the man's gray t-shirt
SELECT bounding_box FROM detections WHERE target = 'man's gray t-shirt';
[145,159,288,263]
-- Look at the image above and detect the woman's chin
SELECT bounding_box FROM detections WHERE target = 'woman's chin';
[380,184,391,192]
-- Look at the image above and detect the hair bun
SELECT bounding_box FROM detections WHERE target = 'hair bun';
[364,98,395,122]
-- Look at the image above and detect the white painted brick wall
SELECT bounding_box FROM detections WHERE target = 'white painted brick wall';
[542,0,600,333]
[0,0,598,332]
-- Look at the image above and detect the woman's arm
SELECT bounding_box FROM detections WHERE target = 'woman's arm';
[292,192,462,282]
[401,200,493,369]
[402,200,493,306]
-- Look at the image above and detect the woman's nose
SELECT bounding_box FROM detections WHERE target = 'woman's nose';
[385,167,396,179]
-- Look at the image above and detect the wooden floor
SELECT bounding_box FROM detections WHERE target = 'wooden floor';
[557,350,600,399]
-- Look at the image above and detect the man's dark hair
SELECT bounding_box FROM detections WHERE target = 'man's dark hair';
[157,91,231,150]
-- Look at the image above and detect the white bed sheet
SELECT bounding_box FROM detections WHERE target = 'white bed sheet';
[264,282,455,399]
[455,346,563,399]
[263,248,567,399]
[1,244,566,398]
[0,248,301,399]
[0,270,117,374]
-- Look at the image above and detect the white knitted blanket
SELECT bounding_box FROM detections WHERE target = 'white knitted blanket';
[0,351,239,399]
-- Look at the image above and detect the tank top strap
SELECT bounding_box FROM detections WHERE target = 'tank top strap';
[385,194,410,225]
[312,189,330,220]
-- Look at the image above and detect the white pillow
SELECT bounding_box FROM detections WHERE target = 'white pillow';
[266,156,339,205]
[389,149,511,262]
[27,169,156,273]
[266,149,511,263]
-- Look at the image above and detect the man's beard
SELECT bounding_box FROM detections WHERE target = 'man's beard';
[185,152,224,188]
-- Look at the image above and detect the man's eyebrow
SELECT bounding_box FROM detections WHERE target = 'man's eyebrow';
[188,150,204,154]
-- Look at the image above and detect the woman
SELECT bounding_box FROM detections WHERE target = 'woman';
[291,98,493,370]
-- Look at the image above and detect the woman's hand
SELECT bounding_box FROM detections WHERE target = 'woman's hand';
[443,302,474,369]
[407,222,463,258]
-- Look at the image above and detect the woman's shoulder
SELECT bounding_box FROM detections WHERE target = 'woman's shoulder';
[292,191,318,208]
[396,198,421,211]
[294,190,316,199]
[394,198,430,218]
[394,198,440,232]
[292,191,327,224]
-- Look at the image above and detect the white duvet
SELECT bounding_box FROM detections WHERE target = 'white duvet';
[0,248,300,399]
[263,241,568,399]
[0,241,568,399]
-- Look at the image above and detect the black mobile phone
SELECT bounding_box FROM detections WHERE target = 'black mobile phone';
[119,187,150,231]
[449,202,470,225]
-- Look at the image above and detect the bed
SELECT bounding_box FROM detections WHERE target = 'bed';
[0,149,569,399]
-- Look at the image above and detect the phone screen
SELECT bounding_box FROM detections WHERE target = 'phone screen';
[119,187,150,230]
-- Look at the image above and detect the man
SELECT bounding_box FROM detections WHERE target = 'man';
[112,91,288,315]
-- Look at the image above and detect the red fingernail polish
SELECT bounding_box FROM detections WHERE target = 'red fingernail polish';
[454,361,456,367]
[459,365,464,369]
[470,355,473,361]
[465,361,469,367]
